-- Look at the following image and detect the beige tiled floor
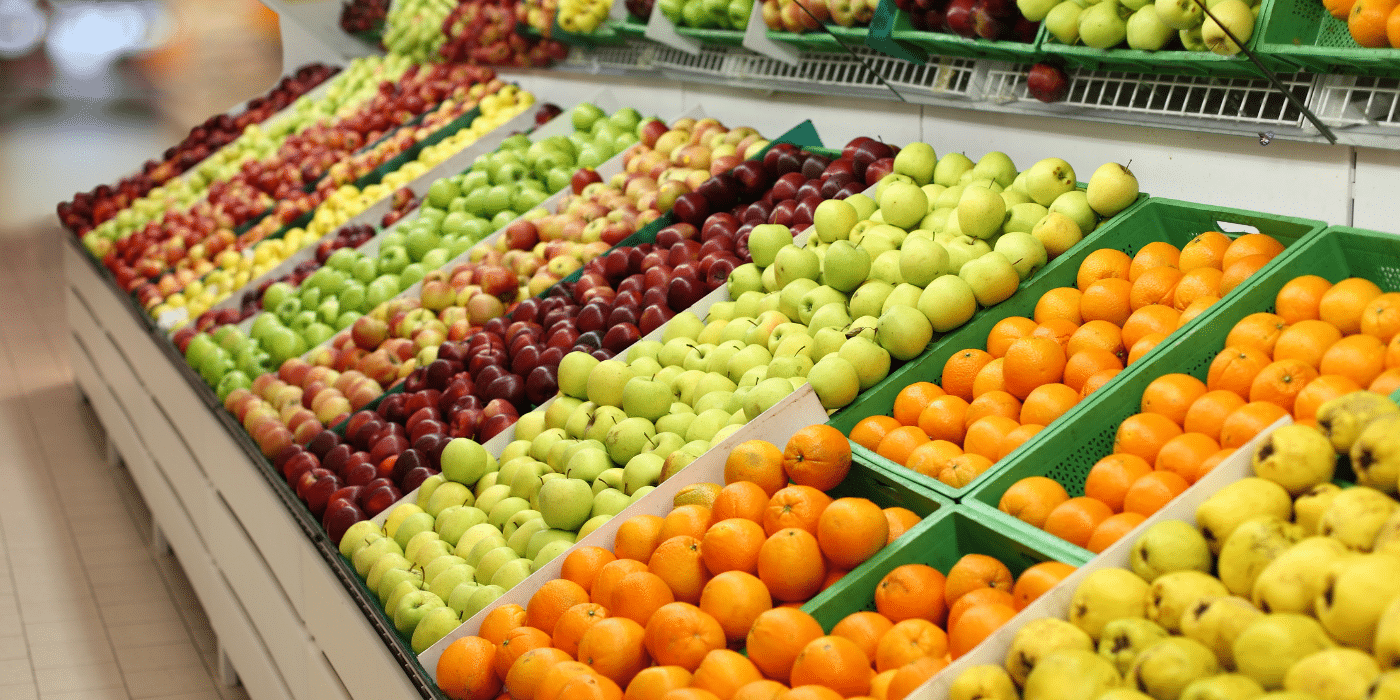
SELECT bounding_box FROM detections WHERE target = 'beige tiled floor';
[0,223,251,700]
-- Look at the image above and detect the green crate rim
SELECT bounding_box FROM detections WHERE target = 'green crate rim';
[830,197,1328,501]
[675,26,750,45]
[1254,0,1400,75]
[868,0,1042,64]
[962,223,1394,557]
[767,24,871,51]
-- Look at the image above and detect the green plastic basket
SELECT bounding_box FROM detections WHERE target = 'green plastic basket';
[1035,6,1290,78]
[611,16,650,36]
[829,198,1327,501]
[963,224,1398,557]
[676,25,751,45]
[767,24,872,51]
[867,0,1042,64]
[800,505,1089,631]
[1254,0,1400,75]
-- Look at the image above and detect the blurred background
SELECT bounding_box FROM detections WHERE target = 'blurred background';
[0,0,285,234]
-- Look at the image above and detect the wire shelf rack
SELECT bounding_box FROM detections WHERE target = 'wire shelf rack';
[1310,75,1400,132]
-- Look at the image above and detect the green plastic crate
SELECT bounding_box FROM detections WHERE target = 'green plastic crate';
[1255,0,1400,75]
[829,198,1326,501]
[676,26,750,46]
[1035,6,1291,78]
[767,24,872,51]
[867,0,1042,64]
[801,505,1089,631]
[963,224,1398,557]
[611,16,650,36]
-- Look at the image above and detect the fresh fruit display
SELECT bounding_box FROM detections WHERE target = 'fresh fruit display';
[98,61,497,305]
[761,0,873,31]
[81,55,418,262]
[998,275,1400,552]
[848,229,1285,492]
[56,64,339,237]
[439,0,571,66]
[148,81,534,325]
[660,0,754,31]
[1335,0,1400,48]
[949,391,1400,699]
[383,0,459,61]
[341,0,392,35]
[558,0,613,33]
[898,0,1040,42]
[627,0,657,21]
[1037,0,1263,53]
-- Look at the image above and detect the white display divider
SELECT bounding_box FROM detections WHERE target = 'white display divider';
[418,382,828,671]
[645,5,704,54]
[911,414,1291,700]
[63,237,429,700]
[742,2,802,65]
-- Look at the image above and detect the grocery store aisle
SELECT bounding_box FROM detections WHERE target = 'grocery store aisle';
[0,224,252,700]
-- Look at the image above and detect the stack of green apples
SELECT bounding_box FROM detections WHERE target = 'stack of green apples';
[1026,0,1262,53]
[947,390,1400,699]
[382,0,457,62]
[557,0,613,32]
[658,0,755,30]
[716,142,1138,408]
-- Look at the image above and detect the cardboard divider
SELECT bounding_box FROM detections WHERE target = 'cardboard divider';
[646,4,706,54]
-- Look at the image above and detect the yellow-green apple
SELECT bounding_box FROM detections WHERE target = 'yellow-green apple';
[893,141,938,186]
[798,285,848,324]
[995,231,1050,281]
[586,360,636,407]
[1032,211,1085,259]
[971,151,1018,188]
[1024,157,1078,206]
[960,252,1022,307]
[1080,0,1130,48]
[1087,162,1140,216]
[877,305,934,361]
[821,240,872,293]
[748,224,794,267]
[838,336,891,390]
[898,236,949,287]
[1156,0,1203,28]
[774,245,820,289]
[919,273,979,332]
[933,153,975,187]
[1051,190,1099,236]
[1005,202,1050,234]
[808,354,861,409]
[958,186,1009,240]
[878,181,930,230]
[1126,5,1176,48]
[869,250,905,285]
[537,477,594,531]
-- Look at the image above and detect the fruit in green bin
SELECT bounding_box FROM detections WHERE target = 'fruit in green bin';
[774,245,820,288]
[1318,486,1398,551]
[1080,0,1131,48]
[1071,568,1151,641]
[1131,519,1213,582]
[1316,391,1400,455]
[411,605,461,653]
[440,438,492,487]
[1023,649,1123,700]
[808,354,860,409]
[1232,614,1335,690]
[393,589,445,638]
[957,186,1007,240]
[1350,414,1400,493]
[933,153,975,188]
[820,241,871,293]
[1155,0,1203,28]
[1099,618,1172,676]
[340,521,384,560]
[436,507,489,548]
[1129,637,1220,700]
[1045,1,1084,44]
[960,252,1021,307]
[1201,0,1254,55]
[475,547,521,586]
[948,665,1018,700]
[463,585,506,619]
[1050,190,1098,237]
[1018,0,1061,20]
[1314,552,1400,650]
[1087,162,1141,217]
[1005,618,1095,687]
[1251,424,1335,497]
[1282,648,1379,699]
[1179,595,1262,670]
[1149,571,1230,633]
[994,232,1048,281]
[1217,516,1301,597]
[918,275,978,332]
[750,224,794,268]
[353,537,402,578]
[1195,478,1293,555]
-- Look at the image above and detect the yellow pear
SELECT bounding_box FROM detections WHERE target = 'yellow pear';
[1252,536,1352,616]
[1006,617,1095,686]
[1294,483,1344,536]
[949,664,1019,700]
[1216,516,1302,597]
[1315,553,1400,651]
[1282,648,1380,700]
[1195,478,1293,555]
[1148,571,1230,634]
[1318,486,1399,551]
[1072,568,1152,641]
[1179,596,1262,670]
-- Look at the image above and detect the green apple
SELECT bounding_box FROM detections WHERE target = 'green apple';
[394,512,437,550]
[808,354,861,409]
[663,311,706,343]
[1050,190,1099,236]
[798,285,848,324]
[881,283,925,315]
[426,482,474,517]
[1080,0,1130,48]
[583,406,627,444]
[768,354,814,380]
[559,351,601,401]
[1156,0,1203,28]
[918,274,979,332]
[849,315,880,341]
[971,151,1018,188]
[685,408,732,443]
[490,558,535,591]
[340,521,384,560]
[1126,4,1176,49]
[463,585,506,619]
[778,278,820,320]
[587,360,636,407]
[879,181,930,231]
[814,199,861,243]
[1202,0,1253,54]
[1005,202,1050,234]
[838,336,891,391]
[774,245,820,289]
[808,303,853,334]
[1180,24,1208,50]
[1023,158,1078,207]
[367,553,412,596]
[869,250,905,285]
[893,141,937,185]
[352,537,402,578]
[749,224,794,267]
[933,153,975,187]
[475,546,522,586]
[960,252,1022,307]
[622,376,674,422]
[821,240,872,293]
[445,582,482,616]
[1033,211,1086,260]
[533,539,575,569]
[487,496,532,530]
[726,345,774,384]
[1045,0,1084,44]
[877,305,934,361]
[1087,163,1140,217]
[849,281,896,319]
[393,589,445,637]
[957,186,1008,240]
[605,417,658,465]
[591,487,632,518]
[846,193,878,220]
[527,529,577,560]
[537,477,594,531]
[994,231,1049,281]
[897,237,949,290]
[379,566,425,606]
[427,563,476,603]
[473,485,513,519]
[440,438,491,487]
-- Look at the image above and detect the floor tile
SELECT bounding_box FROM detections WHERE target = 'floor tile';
[0,657,34,685]
[114,641,202,673]
[27,633,115,669]
[99,600,183,628]
[37,687,127,700]
[123,664,215,699]
[0,635,27,661]
[33,661,124,694]
[0,682,37,700]
[104,621,193,649]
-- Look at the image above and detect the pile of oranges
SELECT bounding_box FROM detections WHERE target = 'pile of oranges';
[997,273,1400,554]
[849,231,1287,489]
[432,425,978,700]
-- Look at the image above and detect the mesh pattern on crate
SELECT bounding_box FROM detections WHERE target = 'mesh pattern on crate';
[1270,0,1357,48]
[982,65,1312,128]
[1312,76,1400,127]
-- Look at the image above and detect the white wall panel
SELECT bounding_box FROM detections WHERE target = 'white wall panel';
[1353,147,1400,236]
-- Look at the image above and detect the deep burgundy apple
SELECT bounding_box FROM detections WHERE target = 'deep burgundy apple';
[282,451,320,486]
[321,443,353,476]
[359,482,401,517]
[945,0,977,36]
[730,160,774,198]
[478,413,514,442]
[571,167,603,195]
[400,466,436,494]
[1027,63,1071,103]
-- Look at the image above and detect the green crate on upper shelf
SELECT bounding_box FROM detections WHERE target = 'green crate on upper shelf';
[866,0,1043,64]
[1254,0,1400,76]
[827,198,1326,501]
[801,504,1091,631]
[1035,0,1295,78]
[766,22,873,51]
[611,15,651,35]
[961,224,1400,559]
